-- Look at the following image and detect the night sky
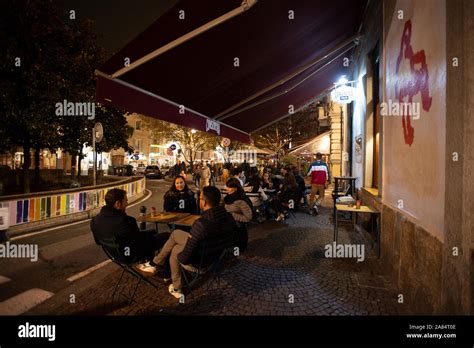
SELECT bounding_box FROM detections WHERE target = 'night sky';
[53,0,177,55]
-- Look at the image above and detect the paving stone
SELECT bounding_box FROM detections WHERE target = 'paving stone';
[48,194,411,316]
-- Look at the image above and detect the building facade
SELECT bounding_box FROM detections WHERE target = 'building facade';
[344,0,473,314]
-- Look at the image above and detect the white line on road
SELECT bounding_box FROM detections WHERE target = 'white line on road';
[67,259,112,282]
[0,275,11,285]
[0,288,54,315]
[12,189,153,241]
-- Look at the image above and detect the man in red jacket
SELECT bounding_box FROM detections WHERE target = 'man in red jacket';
[306,152,330,215]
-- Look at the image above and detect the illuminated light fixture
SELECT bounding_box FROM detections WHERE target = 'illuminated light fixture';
[191,129,197,134]
[336,76,349,85]
[331,75,356,104]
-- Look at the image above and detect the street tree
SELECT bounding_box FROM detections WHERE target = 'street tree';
[141,117,218,169]
[253,103,323,160]
[1,0,131,190]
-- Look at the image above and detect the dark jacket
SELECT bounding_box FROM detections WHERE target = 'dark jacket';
[163,189,197,214]
[91,206,148,263]
[177,206,237,266]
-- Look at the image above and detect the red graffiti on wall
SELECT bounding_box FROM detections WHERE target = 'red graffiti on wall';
[395,20,433,146]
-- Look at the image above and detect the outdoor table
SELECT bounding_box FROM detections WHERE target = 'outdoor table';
[136,212,190,233]
[173,214,202,228]
[334,204,381,258]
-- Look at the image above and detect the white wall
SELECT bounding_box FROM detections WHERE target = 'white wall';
[382,0,446,240]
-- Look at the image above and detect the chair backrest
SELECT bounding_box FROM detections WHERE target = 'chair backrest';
[191,233,234,268]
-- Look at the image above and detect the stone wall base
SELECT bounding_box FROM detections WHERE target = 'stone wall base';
[359,189,443,314]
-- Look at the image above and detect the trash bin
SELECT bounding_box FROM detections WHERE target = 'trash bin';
[124,165,134,176]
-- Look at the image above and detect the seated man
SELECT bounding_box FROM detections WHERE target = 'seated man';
[153,186,237,299]
[91,188,170,275]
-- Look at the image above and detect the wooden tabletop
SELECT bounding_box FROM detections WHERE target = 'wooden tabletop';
[136,212,190,223]
[336,204,379,214]
[173,214,202,227]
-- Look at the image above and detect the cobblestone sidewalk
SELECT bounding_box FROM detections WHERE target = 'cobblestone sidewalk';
[50,196,412,316]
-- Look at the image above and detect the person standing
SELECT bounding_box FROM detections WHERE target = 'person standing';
[193,165,202,188]
[201,163,211,187]
[306,152,330,215]
[172,160,182,177]
[209,161,217,186]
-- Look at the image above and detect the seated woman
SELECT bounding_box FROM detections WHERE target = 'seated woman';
[163,176,197,214]
[224,178,253,251]
[261,172,274,190]
[244,174,268,220]
[269,173,301,222]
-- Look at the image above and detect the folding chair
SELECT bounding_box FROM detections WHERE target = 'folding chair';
[96,237,160,305]
[281,192,299,224]
[180,234,235,296]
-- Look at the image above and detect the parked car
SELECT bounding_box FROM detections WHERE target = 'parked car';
[144,165,163,179]
[133,163,146,175]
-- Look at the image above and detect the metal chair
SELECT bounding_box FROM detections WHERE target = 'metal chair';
[179,233,235,295]
[96,237,160,305]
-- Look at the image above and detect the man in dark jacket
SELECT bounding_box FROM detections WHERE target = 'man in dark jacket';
[153,186,237,299]
[91,188,169,273]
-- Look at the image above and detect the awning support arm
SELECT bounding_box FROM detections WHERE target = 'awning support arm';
[111,0,258,78]
[250,86,333,134]
[214,34,361,121]
[216,44,355,121]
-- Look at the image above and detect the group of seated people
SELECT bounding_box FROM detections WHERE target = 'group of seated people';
[91,176,254,300]
[91,161,322,300]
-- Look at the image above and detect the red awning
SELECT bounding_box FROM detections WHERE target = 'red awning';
[96,0,367,143]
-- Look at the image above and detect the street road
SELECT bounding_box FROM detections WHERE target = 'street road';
[0,179,173,315]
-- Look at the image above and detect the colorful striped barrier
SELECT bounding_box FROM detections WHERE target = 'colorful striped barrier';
[0,178,145,227]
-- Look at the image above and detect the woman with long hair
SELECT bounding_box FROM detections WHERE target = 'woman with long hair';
[244,174,268,208]
[261,172,274,190]
[163,176,197,214]
[224,178,253,251]
[269,172,301,222]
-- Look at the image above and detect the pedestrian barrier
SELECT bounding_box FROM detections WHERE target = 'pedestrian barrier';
[0,177,145,230]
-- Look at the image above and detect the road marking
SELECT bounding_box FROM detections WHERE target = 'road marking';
[0,288,54,315]
[12,189,153,241]
[67,259,112,282]
[0,275,11,285]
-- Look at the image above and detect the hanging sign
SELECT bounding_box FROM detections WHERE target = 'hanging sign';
[331,85,355,104]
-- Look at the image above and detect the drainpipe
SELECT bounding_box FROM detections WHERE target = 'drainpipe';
[111,0,258,78]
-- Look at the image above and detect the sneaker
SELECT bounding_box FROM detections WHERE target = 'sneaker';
[134,262,156,276]
[313,205,319,215]
[308,208,314,215]
[168,284,184,299]
[275,213,285,222]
